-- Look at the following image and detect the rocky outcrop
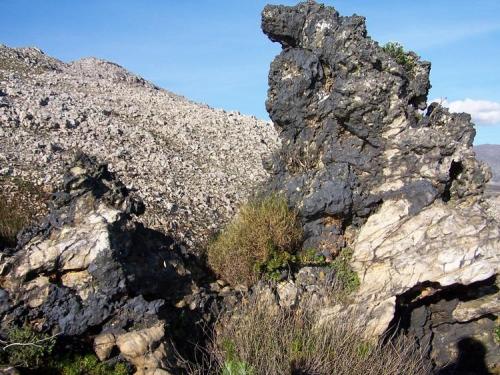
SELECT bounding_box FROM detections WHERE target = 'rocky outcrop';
[0,44,279,248]
[262,1,499,372]
[0,154,216,374]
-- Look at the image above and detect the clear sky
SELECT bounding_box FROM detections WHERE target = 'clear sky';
[1,0,499,144]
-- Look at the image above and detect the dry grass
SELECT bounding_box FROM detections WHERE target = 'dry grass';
[184,297,431,375]
[207,194,303,286]
[0,176,48,248]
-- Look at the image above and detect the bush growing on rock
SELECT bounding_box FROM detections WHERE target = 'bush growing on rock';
[207,194,303,285]
[1,325,56,369]
[382,41,418,72]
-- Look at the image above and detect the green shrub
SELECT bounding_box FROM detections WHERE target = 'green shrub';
[221,359,255,375]
[207,194,303,285]
[2,326,56,368]
[48,353,129,375]
[382,42,417,73]
[200,298,430,375]
[331,248,360,294]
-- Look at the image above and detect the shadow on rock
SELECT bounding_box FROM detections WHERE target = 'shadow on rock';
[437,337,491,375]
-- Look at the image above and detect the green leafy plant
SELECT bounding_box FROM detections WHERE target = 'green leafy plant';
[220,339,254,375]
[48,353,129,375]
[221,359,255,375]
[382,42,417,73]
[207,194,303,285]
[331,248,360,294]
[1,326,56,368]
[298,248,328,266]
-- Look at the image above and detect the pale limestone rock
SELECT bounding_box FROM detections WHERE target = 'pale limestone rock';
[23,276,50,308]
[0,44,280,248]
[277,281,298,308]
[350,198,500,336]
[94,332,116,361]
[9,201,120,284]
[116,323,169,375]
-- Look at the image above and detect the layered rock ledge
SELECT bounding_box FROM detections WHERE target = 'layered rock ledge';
[0,154,218,374]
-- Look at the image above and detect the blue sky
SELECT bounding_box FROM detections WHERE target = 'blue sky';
[1,0,499,144]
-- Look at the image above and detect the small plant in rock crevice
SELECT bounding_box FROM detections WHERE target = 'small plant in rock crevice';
[331,247,360,294]
[382,41,418,73]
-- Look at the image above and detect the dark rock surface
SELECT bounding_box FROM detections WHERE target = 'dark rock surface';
[262,1,490,252]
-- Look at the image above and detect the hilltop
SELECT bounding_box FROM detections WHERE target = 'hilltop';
[0,45,279,248]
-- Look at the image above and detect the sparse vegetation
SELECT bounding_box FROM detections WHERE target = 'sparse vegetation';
[187,297,431,375]
[0,176,48,248]
[0,56,47,79]
[1,326,56,369]
[382,42,418,73]
[46,353,130,375]
[331,247,360,294]
[207,194,303,285]
[0,326,129,374]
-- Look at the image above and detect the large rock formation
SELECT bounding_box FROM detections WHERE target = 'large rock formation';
[0,154,216,374]
[262,1,499,372]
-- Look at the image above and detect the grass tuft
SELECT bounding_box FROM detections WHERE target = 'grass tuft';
[185,296,431,375]
[207,194,303,286]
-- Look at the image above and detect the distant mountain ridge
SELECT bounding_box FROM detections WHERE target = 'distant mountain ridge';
[474,144,500,185]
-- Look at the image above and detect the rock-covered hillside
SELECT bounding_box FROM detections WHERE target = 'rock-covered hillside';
[0,1,499,374]
[0,45,279,248]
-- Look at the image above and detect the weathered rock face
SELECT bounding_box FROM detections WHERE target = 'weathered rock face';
[0,154,213,374]
[262,1,499,371]
[262,1,489,252]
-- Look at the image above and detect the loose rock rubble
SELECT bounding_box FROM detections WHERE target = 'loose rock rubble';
[262,1,499,372]
[0,45,279,248]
